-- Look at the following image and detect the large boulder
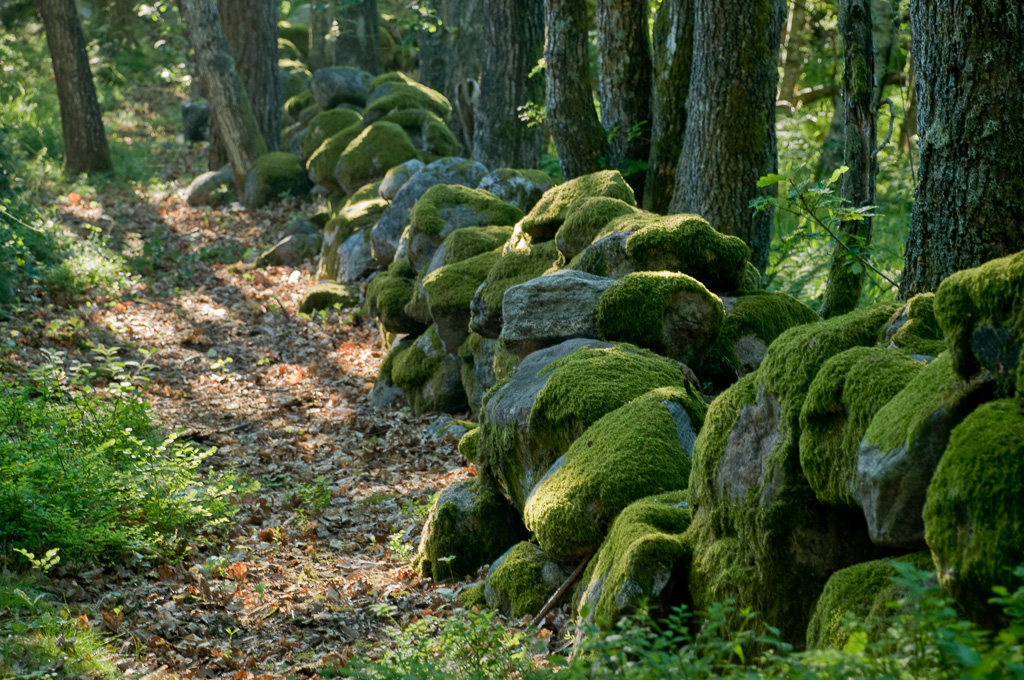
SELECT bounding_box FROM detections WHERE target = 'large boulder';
[257,217,321,266]
[413,476,527,582]
[332,122,420,195]
[878,292,944,356]
[500,270,616,360]
[183,164,234,207]
[484,542,574,618]
[365,258,426,336]
[283,90,314,120]
[422,249,502,353]
[524,387,706,562]
[458,333,498,419]
[479,340,695,510]
[330,229,378,283]
[310,66,374,109]
[379,158,425,201]
[518,170,636,243]
[379,108,462,157]
[301,108,363,160]
[363,72,452,123]
[477,169,555,214]
[389,325,467,415]
[369,157,489,266]
[305,124,364,192]
[243,152,312,209]
[554,197,643,263]
[278,59,312,100]
[856,354,992,548]
[595,271,725,368]
[298,281,358,315]
[316,193,388,282]
[470,240,561,339]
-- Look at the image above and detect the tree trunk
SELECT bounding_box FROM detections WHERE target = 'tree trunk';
[472,0,545,169]
[218,0,280,151]
[309,0,334,71]
[179,0,267,189]
[900,0,1024,297]
[544,0,607,179]
[643,0,693,213]
[671,0,785,273]
[335,0,383,74]
[596,0,653,198]
[820,0,876,318]
[778,0,807,101]
[898,52,916,152]
[37,0,113,174]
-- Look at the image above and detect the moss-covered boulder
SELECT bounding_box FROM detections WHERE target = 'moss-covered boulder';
[310,66,374,109]
[370,336,411,409]
[574,492,693,631]
[298,281,359,315]
[518,170,636,243]
[484,542,574,618]
[799,347,926,508]
[596,271,725,368]
[257,217,322,267]
[477,169,556,214]
[923,398,1024,624]
[277,21,309,59]
[569,213,751,293]
[500,270,616,360]
[458,426,482,464]
[555,197,643,263]
[856,353,992,548]
[364,72,452,124]
[413,476,528,582]
[458,333,498,420]
[806,552,936,650]
[934,250,1024,397]
[316,193,388,282]
[480,340,695,510]
[406,186,523,272]
[278,59,312,100]
[379,158,425,201]
[879,293,944,357]
[470,240,561,339]
[284,90,314,120]
[301,108,363,161]
[333,121,421,195]
[379,108,462,157]
[183,165,234,207]
[423,249,503,353]
[366,258,427,336]
[699,292,820,392]
[306,124,364,192]
[243,152,312,209]
[425,226,514,275]
[687,303,901,645]
[390,324,467,415]
[524,387,706,562]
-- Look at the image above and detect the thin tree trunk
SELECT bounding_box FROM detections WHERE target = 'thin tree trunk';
[335,0,383,74]
[309,0,334,71]
[179,0,268,190]
[544,0,607,179]
[596,0,653,198]
[643,0,693,213]
[898,52,916,152]
[779,0,807,101]
[37,0,113,174]
[437,0,484,154]
[900,0,1024,297]
[472,0,545,169]
[820,0,876,318]
[671,0,786,272]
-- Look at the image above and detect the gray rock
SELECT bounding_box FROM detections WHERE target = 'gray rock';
[425,415,470,440]
[477,169,555,214]
[284,127,306,156]
[257,217,322,267]
[334,230,379,282]
[459,335,497,419]
[369,157,489,266]
[484,542,573,617]
[568,230,637,279]
[182,99,209,143]
[716,385,784,504]
[183,165,234,207]
[500,270,616,359]
[379,159,426,201]
[310,66,374,109]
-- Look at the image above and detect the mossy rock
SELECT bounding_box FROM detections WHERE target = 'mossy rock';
[380,108,463,157]
[301,109,363,161]
[484,542,574,618]
[519,170,636,242]
[346,180,382,205]
[596,271,725,367]
[798,347,925,508]
[424,249,503,353]
[923,398,1024,624]
[279,60,312,100]
[934,250,1024,396]
[458,426,482,465]
[370,336,412,408]
[284,90,314,120]
[741,261,763,293]
[699,292,820,392]
[575,492,693,630]
[413,476,528,582]
[470,240,561,339]
[458,333,498,420]
[379,158,426,201]
[806,551,936,649]
[277,21,309,59]
[555,196,643,263]
[243,152,312,209]
[316,195,388,282]
[879,293,944,357]
[390,324,467,415]
[480,340,696,510]
[306,123,364,192]
[333,121,420,196]
[524,386,706,562]
[364,73,452,123]
[477,168,555,213]
[298,281,358,315]
[278,37,301,61]
[429,226,514,273]
[365,258,427,335]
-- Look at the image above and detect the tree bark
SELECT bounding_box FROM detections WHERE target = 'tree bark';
[309,0,334,71]
[179,0,268,189]
[472,0,545,169]
[643,0,693,213]
[37,0,113,174]
[820,0,875,318]
[544,0,607,179]
[671,0,785,272]
[596,0,653,198]
[900,0,1024,297]
[439,0,484,155]
[335,0,383,74]
[778,0,807,101]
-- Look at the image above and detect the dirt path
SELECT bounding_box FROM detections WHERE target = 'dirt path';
[13,185,478,678]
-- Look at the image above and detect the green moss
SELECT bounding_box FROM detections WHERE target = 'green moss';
[391,325,445,390]
[525,386,707,562]
[478,240,561,313]
[458,427,482,464]
[438,226,514,267]
[424,249,502,324]
[879,293,944,356]
[366,258,423,334]
[277,21,309,58]
[335,121,421,194]
[298,281,358,314]
[923,398,1024,623]
[741,261,763,293]
[378,336,414,385]
[520,170,636,242]
[862,354,960,452]
[403,264,431,325]
[279,60,312,99]
[493,343,520,381]
[487,542,567,617]
[245,152,312,208]
[806,552,935,649]
[380,108,463,157]
[347,181,382,205]
[301,108,363,160]
[411,186,523,236]
[306,123,364,191]
[799,347,925,507]
[576,492,693,629]
[278,37,301,61]
[554,197,642,262]
[595,271,724,364]
[284,90,314,119]
[365,74,452,123]
[460,582,487,607]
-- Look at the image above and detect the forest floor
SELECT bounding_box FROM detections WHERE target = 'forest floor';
[0,170,518,678]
